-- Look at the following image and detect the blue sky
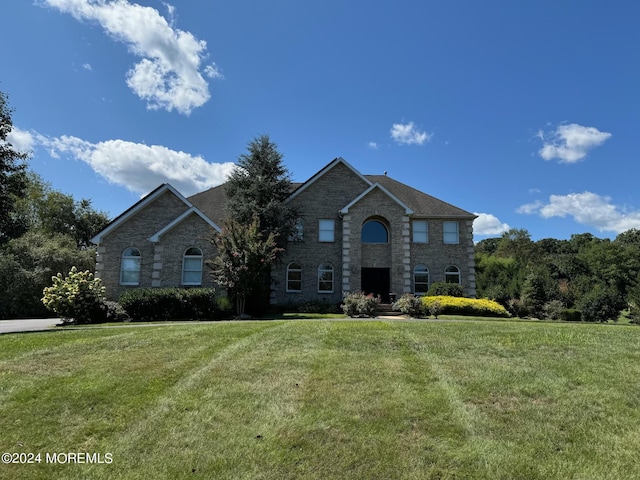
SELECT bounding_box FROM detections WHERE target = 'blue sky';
[2,0,639,241]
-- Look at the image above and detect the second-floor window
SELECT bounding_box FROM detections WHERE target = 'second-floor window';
[319,219,335,242]
[412,220,428,243]
[443,221,459,244]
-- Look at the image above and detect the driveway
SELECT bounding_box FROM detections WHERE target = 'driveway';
[0,318,62,334]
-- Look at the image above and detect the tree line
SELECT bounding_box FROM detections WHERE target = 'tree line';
[0,91,109,318]
[475,228,640,322]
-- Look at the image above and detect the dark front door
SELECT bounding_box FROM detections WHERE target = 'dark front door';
[361,268,390,302]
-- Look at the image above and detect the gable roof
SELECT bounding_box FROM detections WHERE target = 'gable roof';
[149,207,222,242]
[286,157,372,202]
[91,184,219,244]
[340,183,414,215]
[365,175,476,218]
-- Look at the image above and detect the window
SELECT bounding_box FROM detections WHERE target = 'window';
[412,220,428,243]
[414,264,429,294]
[182,247,203,285]
[287,263,302,292]
[288,221,304,242]
[443,221,459,244]
[319,219,335,242]
[362,220,388,243]
[120,247,141,285]
[445,265,460,284]
[318,263,334,293]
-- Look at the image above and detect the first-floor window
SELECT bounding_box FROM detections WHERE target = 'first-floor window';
[414,264,429,294]
[445,265,460,284]
[182,247,203,285]
[287,263,302,292]
[318,263,334,293]
[121,247,141,285]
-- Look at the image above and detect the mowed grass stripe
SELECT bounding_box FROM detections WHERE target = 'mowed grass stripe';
[1,320,640,479]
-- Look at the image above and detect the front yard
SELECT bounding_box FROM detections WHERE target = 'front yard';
[1,319,639,479]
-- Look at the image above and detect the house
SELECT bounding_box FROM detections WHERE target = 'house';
[91,158,477,304]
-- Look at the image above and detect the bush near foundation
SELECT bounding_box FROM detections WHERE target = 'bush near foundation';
[342,291,380,317]
[119,288,231,322]
[421,296,510,318]
[41,267,106,324]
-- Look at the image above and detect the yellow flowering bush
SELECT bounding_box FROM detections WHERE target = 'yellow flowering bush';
[42,267,106,324]
[421,296,510,318]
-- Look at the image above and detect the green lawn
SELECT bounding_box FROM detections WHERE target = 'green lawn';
[1,320,639,479]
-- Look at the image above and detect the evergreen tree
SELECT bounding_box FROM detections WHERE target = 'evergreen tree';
[224,135,299,242]
[0,90,29,243]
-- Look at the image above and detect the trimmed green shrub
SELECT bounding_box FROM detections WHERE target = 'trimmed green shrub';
[421,296,510,318]
[41,267,106,324]
[119,288,230,322]
[103,301,131,323]
[392,293,425,317]
[427,282,464,297]
[577,286,622,323]
[342,291,380,317]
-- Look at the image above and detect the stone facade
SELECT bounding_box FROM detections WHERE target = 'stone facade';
[92,158,477,303]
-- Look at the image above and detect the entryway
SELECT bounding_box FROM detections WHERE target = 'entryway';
[361,268,390,303]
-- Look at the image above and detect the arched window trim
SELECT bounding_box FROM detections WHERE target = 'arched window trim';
[286,262,302,293]
[182,247,203,286]
[120,247,141,286]
[318,262,334,293]
[361,219,389,244]
[413,264,429,295]
[445,265,461,284]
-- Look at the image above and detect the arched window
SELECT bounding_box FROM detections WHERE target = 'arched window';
[318,263,334,293]
[182,247,203,285]
[287,263,302,292]
[362,220,388,243]
[414,264,429,294]
[121,247,141,285]
[445,265,460,284]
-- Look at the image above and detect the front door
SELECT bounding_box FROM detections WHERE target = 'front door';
[361,268,390,303]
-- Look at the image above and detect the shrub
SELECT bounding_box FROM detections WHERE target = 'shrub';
[41,267,106,324]
[577,286,622,323]
[103,301,131,323]
[429,300,443,319]
[559,309,582,322]
[342,291,380,317]
[421,296,510,318]
[119,288,230,322]
[392,294,425,317]
[543,300,565,321]
[427,282,464,297]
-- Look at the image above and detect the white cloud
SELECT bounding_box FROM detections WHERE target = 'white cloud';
[537,123,611,163]
[367,141,379,150]
[473,213,511,236]
[82,63,92,71]
[390,122,431,146]
[43,0,221,114]
[31,131,234,196]
[5,127,36,153]
[517,192,640,233]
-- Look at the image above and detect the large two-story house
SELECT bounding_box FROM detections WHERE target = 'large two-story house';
[91,158,477,304]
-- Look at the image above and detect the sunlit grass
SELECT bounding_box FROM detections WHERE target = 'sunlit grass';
[1,320,639,479]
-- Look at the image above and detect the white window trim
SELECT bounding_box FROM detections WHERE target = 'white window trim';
[317,263,334,293]
[443,221,459,244]
[286,263,302,293]
[412,220,428,244]
[182,247,203,286]
[318,219,335,242]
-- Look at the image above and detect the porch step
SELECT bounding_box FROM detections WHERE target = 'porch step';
[376,303,403,317]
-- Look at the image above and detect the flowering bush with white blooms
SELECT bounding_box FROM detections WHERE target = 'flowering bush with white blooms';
[42,267,106,324]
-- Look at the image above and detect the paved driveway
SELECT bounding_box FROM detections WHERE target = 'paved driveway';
[0,318,62,334]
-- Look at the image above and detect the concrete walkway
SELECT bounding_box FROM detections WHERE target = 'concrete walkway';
[0,318,62,334]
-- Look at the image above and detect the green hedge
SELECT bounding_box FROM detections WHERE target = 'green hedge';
[119,288,231,322]
[421,296,510,318]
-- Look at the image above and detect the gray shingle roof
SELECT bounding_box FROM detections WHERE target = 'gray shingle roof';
[188,173,474,222]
